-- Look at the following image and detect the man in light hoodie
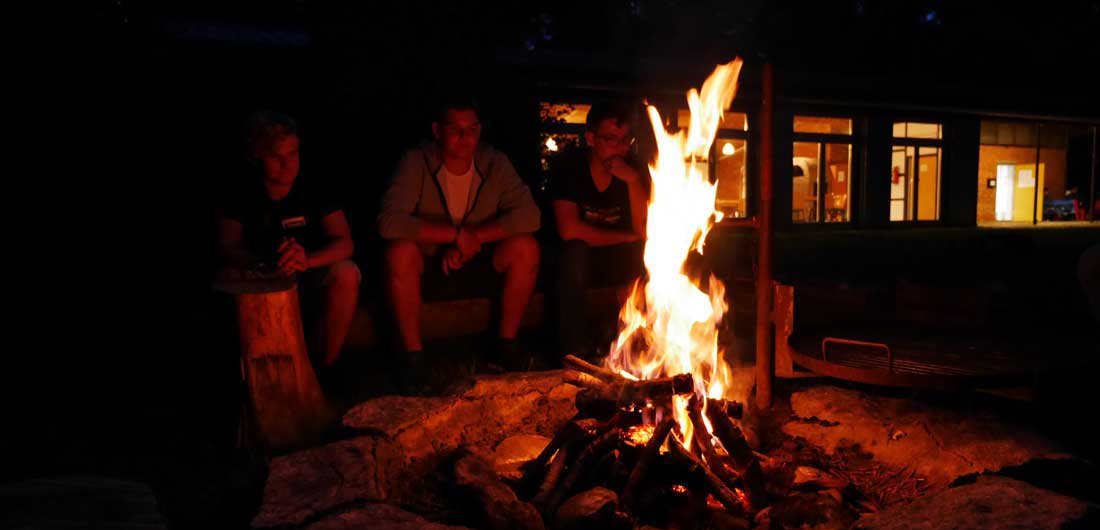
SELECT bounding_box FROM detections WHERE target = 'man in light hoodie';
[379,96,541,384]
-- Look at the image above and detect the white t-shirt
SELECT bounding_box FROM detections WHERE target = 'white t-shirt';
[439,162,477,224]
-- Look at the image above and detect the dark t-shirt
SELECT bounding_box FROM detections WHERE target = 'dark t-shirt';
[549,149,638,232]
[222,173,341,265]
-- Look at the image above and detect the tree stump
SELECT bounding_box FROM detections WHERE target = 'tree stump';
[217,275,330,450]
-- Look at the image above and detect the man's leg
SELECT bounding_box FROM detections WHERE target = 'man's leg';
[319,260,361,366]
[556,239,591,356]
[385,240,425,352]
[492,234,540,340]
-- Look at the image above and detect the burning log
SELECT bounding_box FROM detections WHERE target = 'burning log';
[522,422,585,481]
[544,428,623,512]
[562,354,623,382]
[564,370,695,407]
[531,439,574,509]
[530,415,624,506]
[574,388,619,420]
[669,439,747,515]
[705,401,767,509]
[688,397,739,487]
[621,418,676,512]
[708,397,744,420]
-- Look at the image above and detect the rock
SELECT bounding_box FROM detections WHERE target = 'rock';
[792,466,850,490]
[555,487,618,529]
[769,491,859,530]
[853,476,1095,530]
[254,371,577,527]
[305,503,472,530]
[452,451,545,530]
[340,395,452,437]
[252,436,397,528]
[493,435,551,482]
[343,371,578,472]
[782,385,1067,487]
[708,508,751,530]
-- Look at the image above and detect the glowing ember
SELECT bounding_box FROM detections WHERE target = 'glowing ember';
[671,484,688,494]
[605,59,743,448]
[625,424,656,446]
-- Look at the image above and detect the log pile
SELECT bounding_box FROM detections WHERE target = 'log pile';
[471,355,764,529]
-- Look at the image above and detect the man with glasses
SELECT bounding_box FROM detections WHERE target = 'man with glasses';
[379,96,541,388]
[550,101,649,360]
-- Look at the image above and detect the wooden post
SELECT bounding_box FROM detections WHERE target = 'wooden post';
[755,63,775,410]
[219,276,330,449]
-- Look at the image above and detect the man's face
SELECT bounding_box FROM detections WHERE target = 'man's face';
[433,109,481,161]
[259,135,300,185]
[586,118,633,164]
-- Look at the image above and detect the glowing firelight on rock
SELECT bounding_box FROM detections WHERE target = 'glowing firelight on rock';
[604,59,743,448]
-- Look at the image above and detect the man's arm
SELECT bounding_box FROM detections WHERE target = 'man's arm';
[378,151,463,244]
[553,200,641,247]
[306,210,355,269]
[606,156,649,238]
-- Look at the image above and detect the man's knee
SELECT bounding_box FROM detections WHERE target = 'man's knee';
[385,240,424,278]
[498,234,540,271]
[322,260,362,289]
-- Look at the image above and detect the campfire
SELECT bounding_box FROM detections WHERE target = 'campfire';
[496,60,770,529]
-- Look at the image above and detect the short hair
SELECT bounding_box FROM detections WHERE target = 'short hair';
[585,100,635,133]
[243,110,299,158]
[433,94,481,125]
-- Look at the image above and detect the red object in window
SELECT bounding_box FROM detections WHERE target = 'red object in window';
[891,166,901,184]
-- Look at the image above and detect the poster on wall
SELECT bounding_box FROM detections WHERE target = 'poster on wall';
[1017,169,1036,188]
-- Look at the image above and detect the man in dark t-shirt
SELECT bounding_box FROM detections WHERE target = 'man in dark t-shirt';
[218,111,360,368]
[550,101,648,358]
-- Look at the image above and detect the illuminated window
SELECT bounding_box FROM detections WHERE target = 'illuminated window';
[794,116,852,135]
[793,116,854,223]
[715,138,748,219]
[537,102,591,193]
[893,122,942,139]
[977,121,1092,224]
[676,110,751,219]
[540,102,591,125]
[890,121,943,221]
[677,110,748,132]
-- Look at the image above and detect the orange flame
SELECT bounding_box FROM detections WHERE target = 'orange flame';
[605,59,743,448]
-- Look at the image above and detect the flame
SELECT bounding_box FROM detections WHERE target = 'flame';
[605,59,743,448]
[625,424,656,447]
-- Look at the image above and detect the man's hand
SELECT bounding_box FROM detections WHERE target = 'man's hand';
[604,156,641,185]
[441,247,465,276]
[455,227,482,260]
[277,238,309,276]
